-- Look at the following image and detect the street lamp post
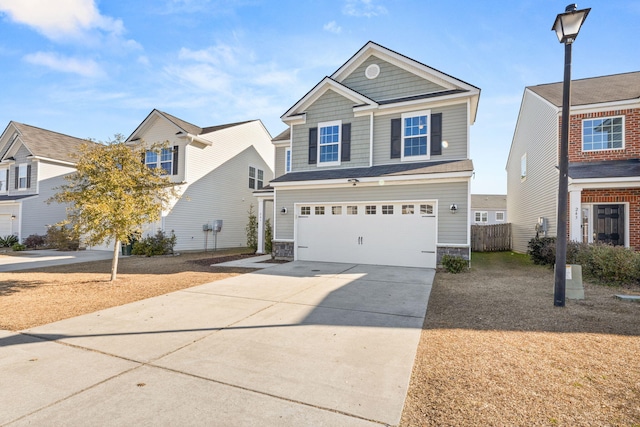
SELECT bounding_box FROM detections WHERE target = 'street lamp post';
[552,4,590,307]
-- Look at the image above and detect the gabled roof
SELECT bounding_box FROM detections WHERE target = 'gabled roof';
[127,109,258,143]
[528,71,640,108]
[272,128,290,143]
[281,41,480,123]
[471,194,507,210]
[0,122,93,163]
[271,159,473,183]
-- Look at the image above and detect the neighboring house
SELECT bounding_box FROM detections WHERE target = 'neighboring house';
[0,122,95,241]
[256,41,480,268]
[506,71,640,253]
[471,194,507,225]
[126,109,274,252]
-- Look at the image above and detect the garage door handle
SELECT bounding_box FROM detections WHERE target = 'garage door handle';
[421,251,435,253]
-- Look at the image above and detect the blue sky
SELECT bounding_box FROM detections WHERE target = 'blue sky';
[0,0,639,194]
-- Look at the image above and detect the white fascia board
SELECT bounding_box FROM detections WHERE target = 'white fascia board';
[359,92,477,118]
[272,140,291,147]
[282,113,306,126]
[29,156,75,167]
[253,191,275,199]
[569,177,640,189]
[185,133,212,148]
[271,171,472,190]
[566,99,640,115]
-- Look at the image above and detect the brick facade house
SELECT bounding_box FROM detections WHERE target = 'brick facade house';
[506,72,640,252]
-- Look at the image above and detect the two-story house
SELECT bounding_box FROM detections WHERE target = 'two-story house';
[506,72,640,253]
[256,42,480,268]
[126,109,274,252]
[0,122,96,241]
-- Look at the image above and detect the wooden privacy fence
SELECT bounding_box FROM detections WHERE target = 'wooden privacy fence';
[471,223,512,252]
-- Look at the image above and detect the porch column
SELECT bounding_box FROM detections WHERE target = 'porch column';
[569,188,582,242]
[257,197,265,254]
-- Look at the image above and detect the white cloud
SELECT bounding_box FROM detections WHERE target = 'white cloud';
[23,51,105,78]
[0,0,128,42]
[343,0,387,17]
[323,21,342,34]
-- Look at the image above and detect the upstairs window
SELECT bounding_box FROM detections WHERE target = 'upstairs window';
[249,166,264,189]
[285,148,291,173]
[583,116,624,151]
[318,121,341,166]
[146,147,176,175]
[0,169,7,192]
[18,164,28,189]
[402,110,429,160]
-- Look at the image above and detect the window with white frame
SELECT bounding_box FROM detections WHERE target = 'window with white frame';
[582,116,624,151]
[402,110,429,160]
[331,206,342,215]
[145,148,173,174]
[285,148,291,173]
[300,206,311,215]
[496,211,505,222]
[318,120,341,165]
[0,169,7,192]
[18,164,28,189]
[249,166,264,189]
[474,211,488,223]
[521,153,527,181]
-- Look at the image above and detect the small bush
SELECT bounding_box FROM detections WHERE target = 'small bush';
[46,225,80,251]
[0,235,19,248]
[24,234,47,249]
[12,242,26,251]
[441,254,468,273]
[264,218,273,255]
[246,204,258,253]
[131,230,176,257]
[527,237,557,266]
[579,243,640,286]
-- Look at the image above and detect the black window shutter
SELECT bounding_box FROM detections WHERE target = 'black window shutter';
[141,151,146,164]
[14,167,18,189]
[172,146,179,175]
[26,164,31,188]
[390,118,401,159]
[341,123,351,162]
[431,113,442,156]
[308,127,318,164]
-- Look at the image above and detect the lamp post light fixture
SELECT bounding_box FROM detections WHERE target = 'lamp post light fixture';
[552,4,590,307]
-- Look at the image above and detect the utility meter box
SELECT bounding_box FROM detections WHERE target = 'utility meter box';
[202,224,211,231]
[554,264,585,300]
[212,220,223,233]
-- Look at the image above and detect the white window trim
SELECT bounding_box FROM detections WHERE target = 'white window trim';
[145,148,174,174]
[496,211,505,222]
[317,120,341,167]
[520,153,527,182]
[0,168,7,193]
[474,211,488,223]
[18,164,28,190]
[249,165,264,190]
[285,148,292,173]
[581,115,625,152]
[401,109,430,162]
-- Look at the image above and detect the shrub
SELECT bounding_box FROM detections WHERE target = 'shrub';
[264,218,273,255]
[579,243,640,286]
[24,234,47,249]
[527,237,557,266]
[11,242,26,251]
[0,235,19,247]
[441,254,468,273]
[46,225,80,251]
[131,230,176,257]
[246,204,258,253]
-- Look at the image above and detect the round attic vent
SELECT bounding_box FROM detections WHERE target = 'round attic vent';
[365,64,380,79]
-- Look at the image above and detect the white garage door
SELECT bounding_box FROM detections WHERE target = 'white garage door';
[0,214,12,237]
[296,201,437,268]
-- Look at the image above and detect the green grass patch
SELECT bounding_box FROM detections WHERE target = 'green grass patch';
[471,251,534,270]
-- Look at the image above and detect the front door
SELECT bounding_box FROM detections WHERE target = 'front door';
[593,204,625,246]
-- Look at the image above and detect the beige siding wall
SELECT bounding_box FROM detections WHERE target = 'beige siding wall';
[136,116,187,183]
[342,56,446,101]
[372,102,468,165]
[507,90,559,253]
[291,90,370,172]
[274,180,469,245]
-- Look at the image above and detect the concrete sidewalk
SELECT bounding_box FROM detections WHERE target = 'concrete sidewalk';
[0,249,112,272]
[1,261,434,426]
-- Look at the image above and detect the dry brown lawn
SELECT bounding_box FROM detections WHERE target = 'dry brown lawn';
[0,249,258,331]
[401,251,640,427]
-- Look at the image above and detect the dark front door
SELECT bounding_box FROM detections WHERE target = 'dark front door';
[594,204,625,246]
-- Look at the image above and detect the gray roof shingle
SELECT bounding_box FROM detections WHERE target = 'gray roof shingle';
[528,71,640,107]
[471,194,506,209]
[9,122,95,163]
[569,159,640,179]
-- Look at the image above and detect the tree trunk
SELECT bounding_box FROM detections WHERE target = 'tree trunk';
[111,238,120,282]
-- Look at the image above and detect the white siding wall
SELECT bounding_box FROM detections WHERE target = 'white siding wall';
[136,116,187,183]
[507,90,559,253]
[274,180,469,245]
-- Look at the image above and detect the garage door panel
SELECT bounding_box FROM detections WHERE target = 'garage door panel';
[296,201,437,268]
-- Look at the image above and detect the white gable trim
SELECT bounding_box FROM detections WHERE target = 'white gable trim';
[281,77,377,121]
[127,109,185,143]
[271,171,472,189]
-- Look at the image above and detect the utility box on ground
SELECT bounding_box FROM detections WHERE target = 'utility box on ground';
[555,264,584,300]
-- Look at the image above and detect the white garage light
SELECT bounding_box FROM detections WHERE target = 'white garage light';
[449,204,458,214]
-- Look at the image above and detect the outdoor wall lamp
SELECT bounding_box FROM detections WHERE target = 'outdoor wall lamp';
[552,3,590,308]
[449,204,458,214]
[11,215,16,220]
[280,207,287,214]
[347,178,359,186]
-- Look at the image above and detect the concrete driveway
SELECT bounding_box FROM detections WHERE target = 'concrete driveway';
[0,261,434,426]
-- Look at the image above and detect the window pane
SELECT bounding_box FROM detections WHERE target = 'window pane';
[145,151,157,164]
[258,169,263,180]
[347,206,358,215]
[301,206,310,215]
[249,166,256,178]
[402,204,414,214]
[366,205,376,215]
[249,178,255,189]
[285,149,291,173]
[382,205,394,215]
[583,117,623,151]
[319,123,340,163]
[315,206,325,215]
[420,204,433,215]
[332,206,342,215]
